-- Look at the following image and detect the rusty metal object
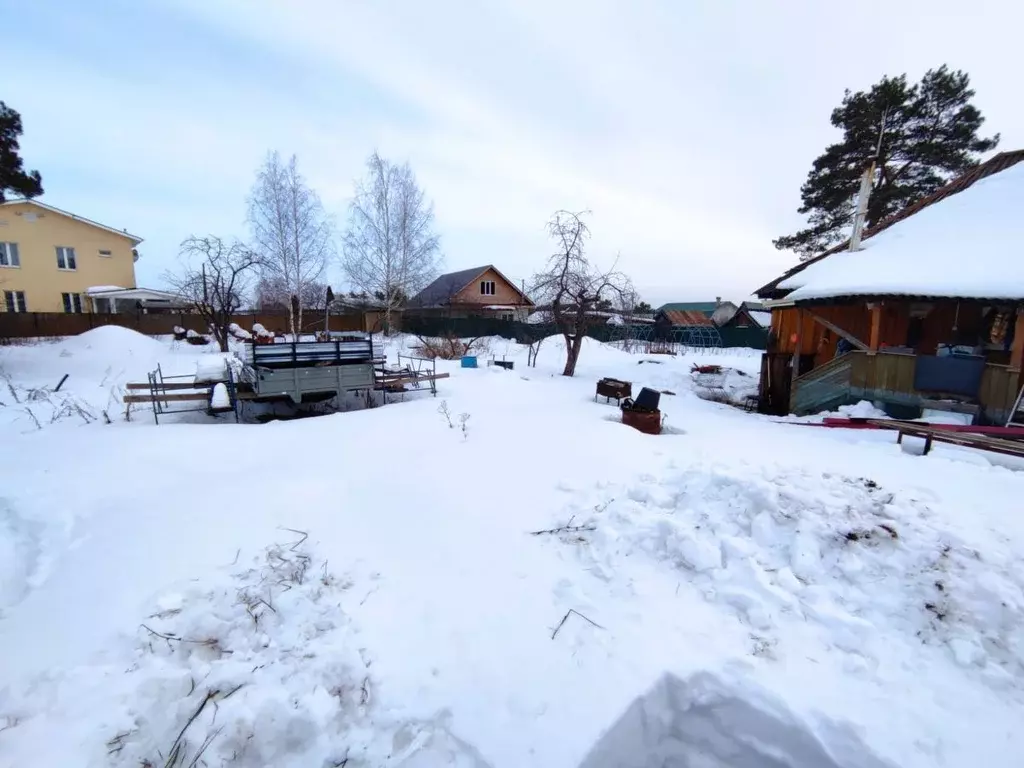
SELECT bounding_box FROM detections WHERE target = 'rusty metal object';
[622,408,662,434]
[597,378,632,403]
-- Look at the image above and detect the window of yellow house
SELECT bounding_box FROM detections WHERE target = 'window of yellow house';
[99,249,112,258]
[62,293,84,314]
[4,291,27,313]
[56,246,77,270]
[0,242,19,267]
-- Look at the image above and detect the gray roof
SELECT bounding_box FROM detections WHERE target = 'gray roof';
[406,266,492,308]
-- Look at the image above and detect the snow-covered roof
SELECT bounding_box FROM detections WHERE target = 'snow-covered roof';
[770,151,1024,303]
[85,285,126,295]
[749,310,772,328]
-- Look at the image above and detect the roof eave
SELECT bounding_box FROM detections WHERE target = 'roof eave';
[1,199,143,245]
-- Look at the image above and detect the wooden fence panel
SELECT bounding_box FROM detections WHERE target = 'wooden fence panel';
[1,310,375,339]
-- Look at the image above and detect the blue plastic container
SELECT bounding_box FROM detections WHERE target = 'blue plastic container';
[461,356,478,368]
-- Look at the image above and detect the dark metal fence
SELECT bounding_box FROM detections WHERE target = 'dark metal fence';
[1,310,770,349]
[401,315,767,349]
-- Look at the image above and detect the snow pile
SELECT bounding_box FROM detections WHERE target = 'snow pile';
[690,365,759,406]
[580,671,896,768]
[4,536,376,767]
[571,464,1024,685]
[252,323,274,339]
[210,382,230,409]
[1,533,496,767]
[780,159,1024,301]
[792,400,889,423]
[195,356,227,383]
[60,325,167,358]
[836,400,888,419]
[228,322,252,340]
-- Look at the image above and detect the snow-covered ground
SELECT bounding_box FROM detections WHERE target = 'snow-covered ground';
[1,328,1022,766]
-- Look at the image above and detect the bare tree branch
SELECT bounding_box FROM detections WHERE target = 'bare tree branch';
[248,152,335,337]
[341,152,442,333]
[530,211,633,376]
[163,236,262,352]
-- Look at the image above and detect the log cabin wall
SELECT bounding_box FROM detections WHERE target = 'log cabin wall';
[771,300,991,369]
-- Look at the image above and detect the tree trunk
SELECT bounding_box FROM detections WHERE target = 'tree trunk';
[562,331,585,376]
[215,324,229,352]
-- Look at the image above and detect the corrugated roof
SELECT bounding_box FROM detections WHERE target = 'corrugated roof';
[757,149,1024,300]
[657,301,720,314]
[660,309,715,327]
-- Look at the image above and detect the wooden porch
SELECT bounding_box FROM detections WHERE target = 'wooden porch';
[790,350,1021,423]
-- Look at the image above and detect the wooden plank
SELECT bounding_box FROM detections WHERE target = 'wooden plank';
[374,372,451,388]
[790,308,803,398]
[886,420,1024,457]
[806,311,869,351]
[1010,311,1024,372]
[125,381,203,391]
[122,392,211,404]
[868,304,883,352]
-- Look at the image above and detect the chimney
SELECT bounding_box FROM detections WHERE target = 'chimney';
[848,164,874,251]
[715,296,721,307]
[850,109,888,252]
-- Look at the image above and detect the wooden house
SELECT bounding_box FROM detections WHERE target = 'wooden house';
[755,150,1024,422]
[405,265,533,320]
[719,302,771,330]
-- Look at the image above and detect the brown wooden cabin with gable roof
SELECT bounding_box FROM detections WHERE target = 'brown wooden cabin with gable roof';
[755,150,1024,423]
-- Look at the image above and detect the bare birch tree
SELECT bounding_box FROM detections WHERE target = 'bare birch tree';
[341,151,441,332]
[164,236,262,352]
[530,211,633,376]
[254,274,331,311]
[247,151,334,338]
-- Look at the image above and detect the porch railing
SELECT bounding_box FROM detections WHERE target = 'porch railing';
[791,350,1020,422]
[791,352,856,414]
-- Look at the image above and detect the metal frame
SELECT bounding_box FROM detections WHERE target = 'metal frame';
[145,363,239,425]
[376,353,441,403]
[669,325,722,351]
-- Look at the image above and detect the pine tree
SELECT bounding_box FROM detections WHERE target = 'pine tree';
[0,102,43,202]
[774,66,999,259]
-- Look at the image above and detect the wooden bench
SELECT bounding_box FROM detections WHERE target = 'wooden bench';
[892,421,1024,458]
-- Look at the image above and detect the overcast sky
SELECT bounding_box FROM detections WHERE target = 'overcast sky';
[7,0,1022,306]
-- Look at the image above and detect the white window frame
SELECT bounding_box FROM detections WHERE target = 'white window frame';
[480,280,496,296]
[4,290,27,313]
[62,292,84,314]
[0,241,19,267]
[56,246,77,271]
[98,249,112,258]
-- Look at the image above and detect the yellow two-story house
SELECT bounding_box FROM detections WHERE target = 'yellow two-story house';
[0,199,145,314]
